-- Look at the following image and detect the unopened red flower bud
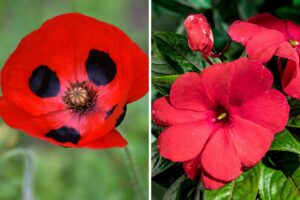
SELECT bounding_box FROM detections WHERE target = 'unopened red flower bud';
[184,14,214,55]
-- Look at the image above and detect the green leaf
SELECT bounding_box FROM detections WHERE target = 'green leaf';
[152,0,197,16]
[203,163,261,200]
[163,175,200,200]
[152,32,204,74]
[189,0,211,9]
[259,152,300,200]
[276,6,300,24]
[270,129,300,155]
[294,0,300,5]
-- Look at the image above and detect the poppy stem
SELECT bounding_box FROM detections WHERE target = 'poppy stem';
[123,146,146,199]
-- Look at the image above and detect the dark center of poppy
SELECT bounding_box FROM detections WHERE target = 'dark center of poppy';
[289,39,299,47]
[62,81,97,115]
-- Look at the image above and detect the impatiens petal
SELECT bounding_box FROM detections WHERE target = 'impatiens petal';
[158,121,213,162]
[82,129,128,149]
[183,155,201,180]
[170,72,212,111]
[282,59,300,99]
[233,89,289,133]
[286,20,300,40]
[275,42,299,64]
[245,29,286,62]
[229,115,274,167]
[201,58,273,106]
[201,128,242,182]
[228,21,264,45]
[228,58,274,103]
[152,97,209,127]
[201,171,227,190]
[248,13,287,35]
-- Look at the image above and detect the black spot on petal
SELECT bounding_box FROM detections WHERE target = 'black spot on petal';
[46,126,81,144]
[29,65,60,98]
[115,105,127,128]
[105,105,117,119]
[86,49,117,86]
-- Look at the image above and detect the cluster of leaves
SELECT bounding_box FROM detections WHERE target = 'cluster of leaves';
[151,1,300,199]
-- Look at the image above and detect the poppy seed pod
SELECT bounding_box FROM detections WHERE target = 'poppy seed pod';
[184,14,214,55]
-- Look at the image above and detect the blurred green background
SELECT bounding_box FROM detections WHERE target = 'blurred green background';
[0,0,148,200]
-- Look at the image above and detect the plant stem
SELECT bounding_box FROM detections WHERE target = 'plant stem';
[0,149,35,200]
[123,146,146,200]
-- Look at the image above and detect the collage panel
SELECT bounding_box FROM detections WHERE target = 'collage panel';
[0,0,148,200]
[151,0,300,199]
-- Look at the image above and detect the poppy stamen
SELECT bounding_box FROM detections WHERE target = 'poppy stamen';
[62,81,97,115]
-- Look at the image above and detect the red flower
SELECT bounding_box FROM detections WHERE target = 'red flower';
[184,14,214,55]
[229,13,300,99]
[152,58,289,189]
[0,13,148,149]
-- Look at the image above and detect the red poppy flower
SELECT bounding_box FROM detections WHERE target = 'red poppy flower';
[0,13,148,149]
[229,13,300,99]
[184,14,214,55]
[152,58,289,189]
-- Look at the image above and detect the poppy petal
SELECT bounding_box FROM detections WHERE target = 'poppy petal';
[183,155,201,180]
[170,72,211,111]
[233,89,289,133]
[201,128,242,182]
[0,97,44,135]
[229,115,274,167]
[158,121,213,162]
[152,97,209,127]
[126,48,148,103]
[82,129,128,149]
[201,172,227,190]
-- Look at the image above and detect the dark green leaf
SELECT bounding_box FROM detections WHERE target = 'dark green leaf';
[203,163,261,200]
[152,0,198,16]
[152,142,184,187]
[259,152,300,199]
[189,0,212,9]
[152,32,204,74]
[294,0,300,6]
[270,129,300,155]
[163,175,200,200]
[276,6,300,24]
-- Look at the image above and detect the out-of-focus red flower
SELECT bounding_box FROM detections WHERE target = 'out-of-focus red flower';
[229,13,300,99]
[184,14,214,55]
[0,13,148,149]
[152,58,289,189]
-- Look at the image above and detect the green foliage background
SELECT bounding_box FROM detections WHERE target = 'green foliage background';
[0,0,148,200]
[152,0,300,199]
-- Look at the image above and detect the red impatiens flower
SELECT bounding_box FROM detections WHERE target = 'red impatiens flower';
[229,13,300,99]
[152,58,289,189]
[184,14,214,55]
[0,13,148,149]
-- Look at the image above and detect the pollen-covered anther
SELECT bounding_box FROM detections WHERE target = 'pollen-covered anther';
[289,39,299,47]
[62,81,97,115]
